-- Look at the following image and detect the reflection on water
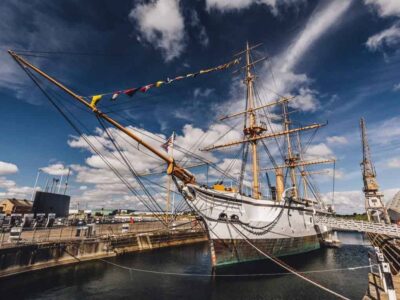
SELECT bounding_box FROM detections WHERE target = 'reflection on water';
[0,232,371,300]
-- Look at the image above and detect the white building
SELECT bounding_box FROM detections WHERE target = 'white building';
[387,191,400,223]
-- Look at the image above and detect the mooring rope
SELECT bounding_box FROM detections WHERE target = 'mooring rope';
[99,258,373,278]
[230,223,351,300]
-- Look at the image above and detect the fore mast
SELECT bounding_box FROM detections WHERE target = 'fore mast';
[243,42,264,199]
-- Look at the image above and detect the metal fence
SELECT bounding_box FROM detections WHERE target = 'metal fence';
[0,219,203,248]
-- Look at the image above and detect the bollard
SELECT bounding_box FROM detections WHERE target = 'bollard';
[381,262,397,300]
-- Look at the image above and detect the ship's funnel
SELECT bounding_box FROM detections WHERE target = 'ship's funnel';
[275,168,284,201]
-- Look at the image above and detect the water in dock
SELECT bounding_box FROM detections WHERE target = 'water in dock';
[0,232,371,300]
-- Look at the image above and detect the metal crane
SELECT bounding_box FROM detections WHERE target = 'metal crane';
[360,118,390,223]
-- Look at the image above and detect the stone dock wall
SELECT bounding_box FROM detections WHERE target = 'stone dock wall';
[0,229,207,278]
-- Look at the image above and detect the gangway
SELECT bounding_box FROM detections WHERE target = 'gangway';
[315,216,400,238]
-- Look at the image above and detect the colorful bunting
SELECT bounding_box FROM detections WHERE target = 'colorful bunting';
[140,84,153,93]
[155,81,165,88]
[86,57,241,103]
[124,88,139,97]
[111,92,121,101]
[90,95,103,108]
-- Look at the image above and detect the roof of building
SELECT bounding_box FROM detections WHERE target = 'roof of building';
[0,198,33,207]
[388,191,400,213]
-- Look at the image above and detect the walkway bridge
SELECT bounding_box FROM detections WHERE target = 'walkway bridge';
[315,216,400,238]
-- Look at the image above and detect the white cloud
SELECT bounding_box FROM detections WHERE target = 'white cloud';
[129,0,185,61]
[0,176,35,200]
[364,0,400,17]
[366,23,400,51]
[394,83,400,91]
[190,10,209,47]
[322,188,399,214]
[205,0,304,15]
[41,163,70,176]
[0,161,18,175]
[326,135,349,145]
[304,143,334,160]
[252,0,352,113]
[0,177,16,189]
[280,1,352,73]
[387,157,400,168]
[193,88,214,98]
[368,116,400,144]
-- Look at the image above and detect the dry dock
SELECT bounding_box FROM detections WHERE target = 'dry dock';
[363,232,400,299]
[0,221,207,278]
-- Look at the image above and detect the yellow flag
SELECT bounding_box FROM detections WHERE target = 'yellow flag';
[155,81,165,88]
[90,95,102,109]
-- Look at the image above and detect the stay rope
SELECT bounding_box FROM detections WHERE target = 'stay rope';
[230,222,351,300]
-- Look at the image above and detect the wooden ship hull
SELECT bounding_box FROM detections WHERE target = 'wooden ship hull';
[183,185,331,267]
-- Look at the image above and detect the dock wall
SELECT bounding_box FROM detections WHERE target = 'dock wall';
[0,229,207,278]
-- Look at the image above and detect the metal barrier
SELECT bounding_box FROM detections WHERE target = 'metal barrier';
[315,216,400,238]
[369,247,397,300]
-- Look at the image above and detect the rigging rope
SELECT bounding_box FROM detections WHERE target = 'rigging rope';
[98,258,374,278]
[17,61,169,226]
[229,222,351,300]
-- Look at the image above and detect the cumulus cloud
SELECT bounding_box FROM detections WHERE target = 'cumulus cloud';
[364,0,400,18]
[304,143,334,160]
[364,1,400,54]
[394,83,400,91]
[64,123,243,208]
[0,161,18,175]
[0,176,35,200]
[366,23,400,51]
[129,0,185,62]
[41,163,70,176]
[326,135,349,145]
[322,188,399,214]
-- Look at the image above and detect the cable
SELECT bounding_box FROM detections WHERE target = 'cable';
[99,258,374,278]
[230,222,351,300]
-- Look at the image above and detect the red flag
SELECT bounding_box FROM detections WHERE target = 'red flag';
[124,88,139,97]
[140,84,153,93]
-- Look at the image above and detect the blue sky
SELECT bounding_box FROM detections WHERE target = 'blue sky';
[0,0,399,214]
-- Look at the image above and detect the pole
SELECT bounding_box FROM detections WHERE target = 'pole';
[31,169,41,201]
[58,174,64,194]
[64,167,71,195]
[244,42,260,199]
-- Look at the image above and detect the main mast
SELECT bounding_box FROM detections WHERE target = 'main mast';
[244,42,262,199]
[283,102,298,198]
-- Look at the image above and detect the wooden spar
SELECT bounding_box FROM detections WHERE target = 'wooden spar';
[219,96,295,121]
[263,158,335,171]
[282,101,297,198]
[8,50,195,184]
[244,42,260,199]
[201,123,325,151]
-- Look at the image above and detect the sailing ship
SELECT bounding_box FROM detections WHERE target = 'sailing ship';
[9,43,335,269]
